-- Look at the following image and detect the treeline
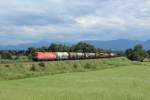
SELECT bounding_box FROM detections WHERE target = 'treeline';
[27,41,108,54]
[1,41,149,62]
[0,41,111,60]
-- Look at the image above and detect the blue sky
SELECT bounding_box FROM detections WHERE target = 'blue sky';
[0,0,150,45]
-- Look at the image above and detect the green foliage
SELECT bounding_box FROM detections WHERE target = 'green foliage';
[84,63,91,69]
[126,44,147,62]
[39,46,49,52]
[147,50,150,58]
[4,64,10,68]
[96,48,106,53]
[30,64,36,71]
[1,52,12,59]
[38,62,45,67]
[28,54,32,60]
[26,47,37,54]
[0,41,107,61]
[73,63,78,69]
[73,41,96,52]
[84,63,96,69]
[14,55,19,60]
[49,43,70,52]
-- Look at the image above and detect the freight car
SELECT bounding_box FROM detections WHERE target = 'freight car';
[56,52,69,60]
[32,52,117,61]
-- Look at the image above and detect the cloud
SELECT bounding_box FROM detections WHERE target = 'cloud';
[75,16,127,28]
[0,0,150,45]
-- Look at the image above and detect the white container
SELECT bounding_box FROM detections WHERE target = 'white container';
[77,53,84,58]
[85,53,95,58]
[110,53,116,56]
[56,52,69,60]
[69,52,77,59]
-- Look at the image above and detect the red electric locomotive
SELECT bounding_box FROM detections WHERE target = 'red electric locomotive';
[32,52,57,61]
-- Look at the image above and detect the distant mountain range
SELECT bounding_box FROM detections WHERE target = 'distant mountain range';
[0,41,73,50]
[0,39,150,51]
[0,41,51,50]
[87,39,150,51]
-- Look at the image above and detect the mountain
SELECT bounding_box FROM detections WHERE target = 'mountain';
[0,39,150,51]
[87,39,150,50]
[0,41,72,50]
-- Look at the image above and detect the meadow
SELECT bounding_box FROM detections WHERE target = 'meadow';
[0,57,131,80]
[0,57,150,100]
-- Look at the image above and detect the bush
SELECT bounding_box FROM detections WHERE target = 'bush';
[84,63,97,69]
[5,64,10,68]
[126,44,147,62]
[28,54,32,60]
[147,50,150,58]
[73,63,78,69]
[30,64,36,71]
[1,52,12,59]
[84,63,91,69]
[38,62,45,67]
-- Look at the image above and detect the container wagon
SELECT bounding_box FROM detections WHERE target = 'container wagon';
[85,53,96,59]
[69,52,78,60]
[77,53,85,59]
[56,52,69,60]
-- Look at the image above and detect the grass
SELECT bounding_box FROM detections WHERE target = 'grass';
[0,56,31,63]
[0,57,132,80]
[0,62,150,100]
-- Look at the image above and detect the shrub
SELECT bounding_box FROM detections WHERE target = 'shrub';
[1,52,12,60]
[147,50,150,58]
[5,64,10,68]
[73,63,78,69]
[30,64,36,71]
[28,54,32,60]
[126,44,147,62]
[91,65,97,69]
[84,63,91,69]
[38,62,45,67]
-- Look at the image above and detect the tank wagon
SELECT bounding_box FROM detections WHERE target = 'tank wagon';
[56,52,69,60]
[32,52,117,61]
[85,53,96,59]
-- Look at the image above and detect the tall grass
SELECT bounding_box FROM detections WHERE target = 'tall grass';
[0,63,150,100]
[0,57,142,80]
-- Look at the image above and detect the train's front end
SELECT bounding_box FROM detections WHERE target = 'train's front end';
[32,52,39,61]
[32,52,57,61]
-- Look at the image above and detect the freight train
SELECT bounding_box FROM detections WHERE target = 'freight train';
[32,52,117,61]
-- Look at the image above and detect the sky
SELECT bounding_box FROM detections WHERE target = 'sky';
[0,0,150,45]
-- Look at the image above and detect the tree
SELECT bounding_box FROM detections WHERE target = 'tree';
[49,43,58,52]
[125,44,147,62]
[95,48,106,53]
[73,41,96,52]
[125,48,133,60]
[26,47,38,60]
[147,50,150,58]
[26,47,37,54]
[39,46,49,52]
[1,52,12,59]
[49,43,70,52]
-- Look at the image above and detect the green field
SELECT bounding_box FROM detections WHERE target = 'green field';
[0,57,132,80]
[0,57,150,100]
